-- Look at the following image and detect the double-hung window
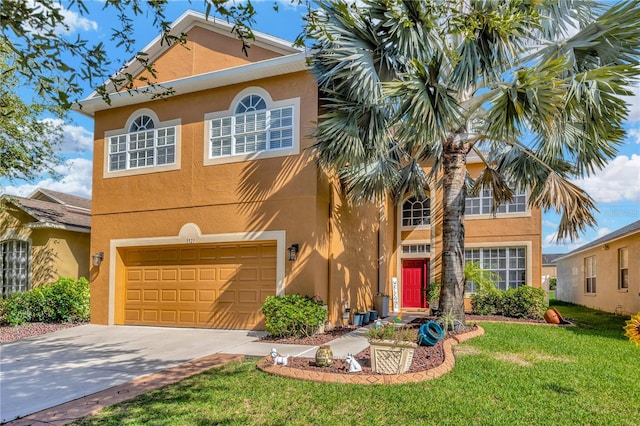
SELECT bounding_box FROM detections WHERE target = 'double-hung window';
[108,114,177,172]
[585,256,596,294]
[465,185,527,215]
[207,93,296,161]
[619,248,628,290]
[1,240,30,298]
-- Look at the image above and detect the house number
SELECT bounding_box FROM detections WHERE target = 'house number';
[186,238,196,244]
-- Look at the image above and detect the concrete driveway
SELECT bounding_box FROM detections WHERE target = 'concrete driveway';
[0,324,317,423]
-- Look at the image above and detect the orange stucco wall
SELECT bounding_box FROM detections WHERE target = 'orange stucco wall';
[90,71,329,324]
[134,25,284,86]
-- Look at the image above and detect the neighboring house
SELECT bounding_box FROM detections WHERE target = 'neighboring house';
[556,220,640,315]
[0,188,91,297]
[76,10,542,330]
[542,253,562,280]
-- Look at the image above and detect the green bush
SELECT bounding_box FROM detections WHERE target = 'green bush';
[0,277,90,326]
[260,294,327,338]
[471,289,504,315]
[549,277,557,290]
[501,285,547,319]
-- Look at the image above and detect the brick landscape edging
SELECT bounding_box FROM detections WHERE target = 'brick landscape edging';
[256,326,485,385]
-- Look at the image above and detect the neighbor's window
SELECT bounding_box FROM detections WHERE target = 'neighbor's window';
[108,114,176,171]
[585,256,596,294]
[619,248,629,290]
[209,94,294,158]
[464,247,526,293]
[1,240,30,298]
[465,186,527,215]
[401,197,431,227]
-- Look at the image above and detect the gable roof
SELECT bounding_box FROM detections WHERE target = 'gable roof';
[559,220,640,259]
[75,10,308,117]
[2,190,91,233]
[28,188,91,211]
[542,254,563,266]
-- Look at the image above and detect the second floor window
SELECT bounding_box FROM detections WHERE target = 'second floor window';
[465,186,527,215]
[108,114,176,172]
[209,94,294,158]
[402,197,431,227]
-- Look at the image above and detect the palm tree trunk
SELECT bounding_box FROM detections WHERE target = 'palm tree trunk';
[438,138,468,324]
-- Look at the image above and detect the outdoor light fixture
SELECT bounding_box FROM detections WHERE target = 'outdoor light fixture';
[92,252,104,267]
[287,244,299,262]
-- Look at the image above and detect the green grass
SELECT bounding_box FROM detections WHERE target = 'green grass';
[73,302,638,426]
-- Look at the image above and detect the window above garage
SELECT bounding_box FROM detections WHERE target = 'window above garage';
[204,87,300,166]
[104,109,181,178]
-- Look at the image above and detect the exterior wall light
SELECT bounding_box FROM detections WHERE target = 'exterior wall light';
[92,251,104,267]
[287,244,299,262]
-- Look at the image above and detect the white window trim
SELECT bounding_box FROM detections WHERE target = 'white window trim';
[399,196,432,230]
[203,87,300,166]
[618,247,629,291]
[465,188,531,219]
[103,108,182,178]
[400,239,433,259]
[584,255,597,295]
[463,241,533,295]
[106,225,286,325]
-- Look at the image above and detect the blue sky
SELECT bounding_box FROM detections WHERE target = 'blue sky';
[2,0,639,254]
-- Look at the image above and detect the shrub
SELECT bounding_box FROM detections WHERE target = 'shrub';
[502,286,547,319]
[471,290,504,315]
[549,277,557,290]
[260,294,326,338]
[0,277,90,326]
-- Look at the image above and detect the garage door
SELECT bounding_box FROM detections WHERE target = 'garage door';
[121,242,277,330]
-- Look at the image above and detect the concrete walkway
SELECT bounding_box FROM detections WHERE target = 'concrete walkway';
[0,324,317,423]
[1,315,413,424]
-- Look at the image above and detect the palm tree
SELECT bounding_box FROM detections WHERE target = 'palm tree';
[306,0,640,322]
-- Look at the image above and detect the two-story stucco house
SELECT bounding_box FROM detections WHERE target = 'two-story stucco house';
[76,11,542,330]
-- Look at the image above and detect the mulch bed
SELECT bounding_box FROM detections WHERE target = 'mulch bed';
[258,327,357,346]
[270,321,478,375]
[0,321,86,344]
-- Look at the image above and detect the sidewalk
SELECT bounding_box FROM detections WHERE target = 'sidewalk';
[2,313,419,425]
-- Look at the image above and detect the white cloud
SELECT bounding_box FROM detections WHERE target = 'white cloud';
[625,83,640,123]
[2,158,92,199]
[628,127,640,145]
[26,1,98,35]
[42,118,94,154]
[573,155,640,203]
[59,5,99,34]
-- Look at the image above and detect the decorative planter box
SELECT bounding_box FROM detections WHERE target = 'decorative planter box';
[369,339,417,374]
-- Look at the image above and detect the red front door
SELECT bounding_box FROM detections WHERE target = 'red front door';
[402,259,429,308]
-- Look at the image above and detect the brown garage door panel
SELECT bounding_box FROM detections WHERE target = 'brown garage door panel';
[122,242,276,330]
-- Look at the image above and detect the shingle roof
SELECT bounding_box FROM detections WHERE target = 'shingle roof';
[30,188,91,211]
[542,254,563,265]
[3,190,91,231]
[563,220,640,257]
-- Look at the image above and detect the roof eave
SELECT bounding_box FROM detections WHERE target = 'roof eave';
[74,51,309,117]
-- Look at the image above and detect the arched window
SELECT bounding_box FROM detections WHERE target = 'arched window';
[235,95,267,114]
[402,197,431,227]
[108,111,177,172]
[129,115,155,132]
[1,240,30,297]
[209,92,295,158]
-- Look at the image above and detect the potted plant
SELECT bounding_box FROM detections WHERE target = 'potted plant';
[365,323,417,374]
[426,282,441,315]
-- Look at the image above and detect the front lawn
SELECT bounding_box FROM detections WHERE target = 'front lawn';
[73,302,637,426]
